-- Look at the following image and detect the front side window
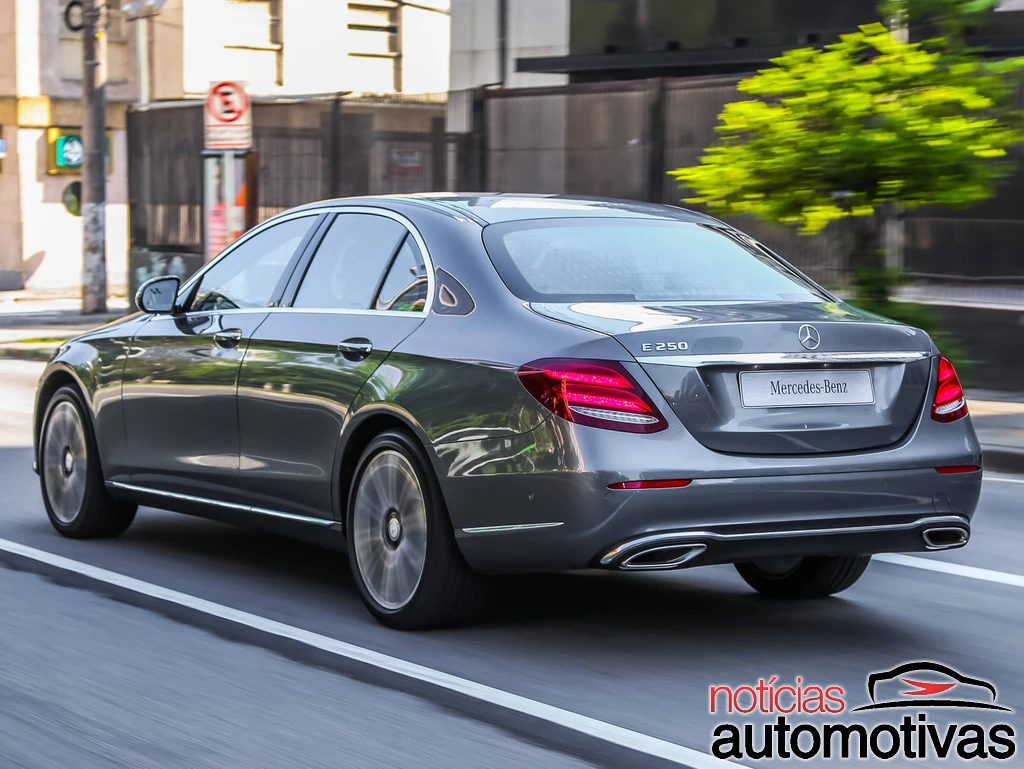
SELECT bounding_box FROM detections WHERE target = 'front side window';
[293,213,407,310]
[482,219,828,304]
[375,237,427,312]
[190,216,314,312]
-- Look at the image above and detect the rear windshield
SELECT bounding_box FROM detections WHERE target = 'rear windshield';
[481,219,827,303]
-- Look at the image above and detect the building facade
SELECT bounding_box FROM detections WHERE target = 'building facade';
[0,0,450,293]
[450,0,1024,88]
[148,0,450,100]
[1,0,137,291]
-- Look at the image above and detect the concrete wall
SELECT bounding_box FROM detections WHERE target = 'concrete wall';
[0,0,135,292]
[163,0,450,98]
[1,0,20,97]
[449,0,570,91]
[401,0,452,95]
[151,0,185,102]
[14,126,129,291]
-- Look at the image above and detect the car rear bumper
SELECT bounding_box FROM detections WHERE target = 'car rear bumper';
[594,513,970,571]
[434,417,983,574]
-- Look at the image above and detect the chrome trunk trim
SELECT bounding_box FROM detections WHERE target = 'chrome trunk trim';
[636,351,930,367]
[106,481,336,526]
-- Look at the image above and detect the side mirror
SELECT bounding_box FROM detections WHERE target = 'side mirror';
[136,275,181,314]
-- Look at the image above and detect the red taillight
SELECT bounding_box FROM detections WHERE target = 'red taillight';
[608,479,692,489]
[517,358,668,434]
[932,355,968,423]
[935,465,981,474]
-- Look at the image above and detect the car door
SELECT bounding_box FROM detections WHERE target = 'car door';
[121,214,320,502]
[237,209,431,519]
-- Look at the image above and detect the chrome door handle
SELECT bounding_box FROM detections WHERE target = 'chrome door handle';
[337,338,373,360]
[213,329,243,349]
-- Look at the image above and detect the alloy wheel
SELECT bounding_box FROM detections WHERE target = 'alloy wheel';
[351,449,428,610]
[42,401,89,524]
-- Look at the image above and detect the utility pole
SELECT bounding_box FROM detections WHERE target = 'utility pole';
[81,0,108,314]
[885,5,908,271]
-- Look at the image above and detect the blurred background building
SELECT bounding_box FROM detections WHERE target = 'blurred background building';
[3,0,1024,388]
[146,0,449,99]
[0,0,449,293]
[1,0,137,291]
[451,0,1024,89]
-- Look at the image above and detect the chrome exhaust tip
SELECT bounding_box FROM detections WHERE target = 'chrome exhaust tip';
[619,543,707,571]
[922,526,969,551]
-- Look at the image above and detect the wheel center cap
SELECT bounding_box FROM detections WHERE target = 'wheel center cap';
[62,448,74,476]
[385,512,402,546]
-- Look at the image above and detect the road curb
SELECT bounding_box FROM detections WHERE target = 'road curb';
[983,447,1024,477]
[0,346,55,362]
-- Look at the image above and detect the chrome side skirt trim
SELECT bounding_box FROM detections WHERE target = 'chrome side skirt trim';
[106,482,336,527]
[461,522,564,534]
[599,515,970,566]
[637,351,930,367]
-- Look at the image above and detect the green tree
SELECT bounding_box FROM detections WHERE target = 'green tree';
[670,19,1024,315]
[880,0,1003,40]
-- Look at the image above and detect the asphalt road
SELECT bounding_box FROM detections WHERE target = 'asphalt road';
[1,358,1022,768]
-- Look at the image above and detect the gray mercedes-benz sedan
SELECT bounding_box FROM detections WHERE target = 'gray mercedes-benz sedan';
[33,194,982,628]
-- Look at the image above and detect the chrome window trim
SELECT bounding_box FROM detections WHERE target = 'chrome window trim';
[175,209,322,305]
[107,481,336,527]
[163,206,436,320]
[144,306,429,321]
[599,514,970,565]
[264,307,431,319]
[283,206,435,317]
[637,351,931,367]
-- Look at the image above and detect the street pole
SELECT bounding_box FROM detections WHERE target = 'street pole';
[81,0,108,314]
[886,7,908,271]
[137,14,150,107]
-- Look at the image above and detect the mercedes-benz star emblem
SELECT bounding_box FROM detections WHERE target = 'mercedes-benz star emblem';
[798,324,821,350]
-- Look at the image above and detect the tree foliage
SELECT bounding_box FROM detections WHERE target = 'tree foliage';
[670,23,1024,235]
[879,0,1003,39]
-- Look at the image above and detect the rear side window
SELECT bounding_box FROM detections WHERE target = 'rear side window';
[482,219,827,303]
[375,237,428,312]
[294,213,407,310]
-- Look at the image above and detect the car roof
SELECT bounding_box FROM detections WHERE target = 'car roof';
[287,193,720,225]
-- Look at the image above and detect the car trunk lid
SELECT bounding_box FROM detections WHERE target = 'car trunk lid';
[530,301,934,455]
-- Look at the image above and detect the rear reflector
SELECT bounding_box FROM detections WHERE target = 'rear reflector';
[517,359,668,434]
[935,465,981,474]
[608,479,692,490]
[932,355,969,423]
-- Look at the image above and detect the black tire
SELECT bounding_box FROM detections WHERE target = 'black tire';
[735,555,871,599]
[39,386,137,539]
[346,430,487,630]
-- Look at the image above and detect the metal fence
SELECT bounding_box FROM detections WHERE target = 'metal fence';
[455,77,1024,297]
[129,81,1024,305]
[128,93,447,255]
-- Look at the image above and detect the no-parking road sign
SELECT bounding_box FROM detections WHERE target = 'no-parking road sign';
[204,81,252,150]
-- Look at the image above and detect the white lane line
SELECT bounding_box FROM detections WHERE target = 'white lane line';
[0,537,743,769]
[875,553,1024,589]
[984,475,1024,486]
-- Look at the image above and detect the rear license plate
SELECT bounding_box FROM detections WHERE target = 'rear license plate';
[739,370,874,408]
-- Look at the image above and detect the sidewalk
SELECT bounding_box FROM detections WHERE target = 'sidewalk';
[0,289,129,331]
[1,294,1022,475]
[967,393,1024,476]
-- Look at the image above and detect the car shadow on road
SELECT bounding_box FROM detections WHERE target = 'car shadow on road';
[112,508,926,658]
